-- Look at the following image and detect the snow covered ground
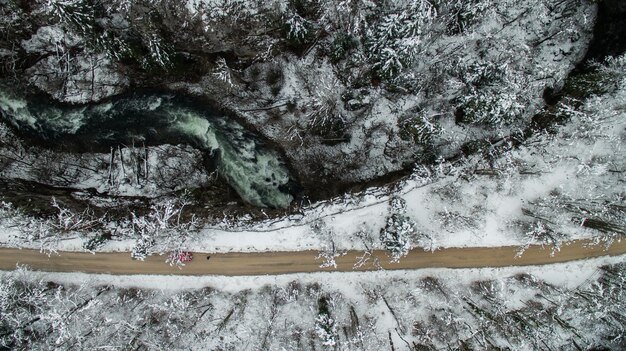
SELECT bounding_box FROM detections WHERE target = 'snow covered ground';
[2,255,624,350]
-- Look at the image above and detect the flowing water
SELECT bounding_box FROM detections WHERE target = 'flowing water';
[0,90,294,208]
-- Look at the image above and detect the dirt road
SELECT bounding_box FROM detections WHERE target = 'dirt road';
[0,239,624,276]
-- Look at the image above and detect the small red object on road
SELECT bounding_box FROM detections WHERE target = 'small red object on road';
[178,251,193,263]
[167,250,193,267]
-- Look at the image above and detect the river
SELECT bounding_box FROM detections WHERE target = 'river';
[0,90,295,208]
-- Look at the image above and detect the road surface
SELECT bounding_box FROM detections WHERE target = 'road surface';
[0,239,624,276]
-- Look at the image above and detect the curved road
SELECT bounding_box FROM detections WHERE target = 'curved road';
[0,239,625,276]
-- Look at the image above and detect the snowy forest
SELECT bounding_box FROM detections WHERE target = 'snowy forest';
[0,0,625,349]
[2,260,626,350]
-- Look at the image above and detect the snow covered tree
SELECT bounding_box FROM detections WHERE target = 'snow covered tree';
[380,196,414,262]
[282,4,316,54]
[315,296,337,348]
[365,1,437,79]
[128,198,198,259]
[45,0,95,34]
[456,87,525,125]
[399,109,443,145]
[454,60,526,125]
[0,269,48,348]
[285,13,309,43]
[308,72,346,129]
[141,33,173,70]
[212,57,234,88]
[0,1,30,78]
[131,235,152,260]
[50,197,101,233]
[312,220,345,268]
[515,213,567,257]
[443,0,491,35]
